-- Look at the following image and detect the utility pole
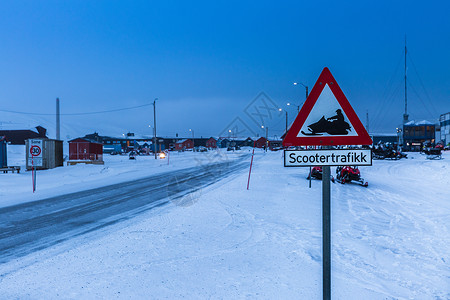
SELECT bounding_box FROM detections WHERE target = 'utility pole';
[153,98,158,159]
[265,126,268,152]
[403,36,409,124]
[366,110,369,134]
[285,111,288,134]
[56,98,60,140]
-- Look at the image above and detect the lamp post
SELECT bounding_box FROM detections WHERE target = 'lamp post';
[261,125,268,152]
[153,98,158,159]
[279,108,288,135]
[293,82,309,113]
[189,128,194,139]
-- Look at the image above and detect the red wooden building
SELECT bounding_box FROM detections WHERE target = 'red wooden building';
[255,137,268,149]
[205,137,217,148]
[174,139,194,151]
[68,138,104,164]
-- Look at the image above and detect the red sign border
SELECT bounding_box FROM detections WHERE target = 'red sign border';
[30,145,42,157]
[283,67,372,146]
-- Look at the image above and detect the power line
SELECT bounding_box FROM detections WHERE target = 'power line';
[407,80,435,120]
[370,50,404,131]
[0,103,153,116]
[407,52,439,116]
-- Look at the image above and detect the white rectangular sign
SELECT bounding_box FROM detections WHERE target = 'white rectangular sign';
[27,158,43,166]
[284,149,372,167]
[28,139,43,167]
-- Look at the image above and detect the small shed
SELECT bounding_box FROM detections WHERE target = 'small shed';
[205,137,217,148]
[0,136,7,168]
[174,139,194,151]
[68,138,104,165]
[26,138,64,170]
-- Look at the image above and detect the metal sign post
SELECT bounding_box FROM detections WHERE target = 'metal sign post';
[29,140,42,193]
[322,164,331,300]
[282,68,373,299]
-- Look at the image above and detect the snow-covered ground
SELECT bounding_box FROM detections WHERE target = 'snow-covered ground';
[1,148,449,299]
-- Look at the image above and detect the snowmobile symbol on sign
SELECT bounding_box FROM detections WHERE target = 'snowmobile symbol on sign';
[301,109,351,136]
[283,67,372,146]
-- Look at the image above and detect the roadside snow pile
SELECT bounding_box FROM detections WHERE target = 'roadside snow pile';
[0,150,449,299]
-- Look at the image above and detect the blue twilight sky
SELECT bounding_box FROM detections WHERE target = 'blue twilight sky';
[0,1,449,140]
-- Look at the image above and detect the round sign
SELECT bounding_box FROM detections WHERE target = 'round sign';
[30,145,42,157]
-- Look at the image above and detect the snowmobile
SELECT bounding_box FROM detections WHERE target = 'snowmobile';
[335,166,368,187]
[129,151,137,160]
[307,166,335,183]
[424,147,442,160]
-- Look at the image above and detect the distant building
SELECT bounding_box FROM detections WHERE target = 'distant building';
[403,120,437,151]
[269,140,282,150]
[237,137,254,147]
[440,112,450,146]
[162,138,182,151]
[174,139,194,151]
[217,138,231,148]
[0,126,47,145]
[83,132,157,153]
[68,138,104,163]
[255,137,267,149]
[371,134,398,145]
[205,137,217,148]
[0,136,7,168]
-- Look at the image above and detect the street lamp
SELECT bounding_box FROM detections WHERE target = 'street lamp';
[287,102,300,113]
[189,128,194,139]
[280,107,288,134]
[293,82,309,113]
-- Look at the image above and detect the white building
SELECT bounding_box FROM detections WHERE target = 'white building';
[440,112,450,145]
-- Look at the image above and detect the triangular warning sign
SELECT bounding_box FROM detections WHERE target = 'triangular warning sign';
[283,67,372,146]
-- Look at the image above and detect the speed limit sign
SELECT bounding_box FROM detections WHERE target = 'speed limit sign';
[30,145,42,157]
[28,139,43,167]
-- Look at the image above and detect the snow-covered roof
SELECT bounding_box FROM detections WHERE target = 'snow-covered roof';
[371,133,397,137]
[176,139,191,144]
[416,120,434,125]
[404,120,436,126]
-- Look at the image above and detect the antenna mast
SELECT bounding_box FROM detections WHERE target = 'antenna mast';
[403,36,409,124]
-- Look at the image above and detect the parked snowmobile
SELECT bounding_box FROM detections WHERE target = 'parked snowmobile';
[301,109,351,136]
[335,166,368,187]
[307,166,335,183]
[129,150,137,160]
[372,142,407,160]
[424,147,442,160]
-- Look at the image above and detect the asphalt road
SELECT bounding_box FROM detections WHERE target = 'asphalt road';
[0,157,248,264]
